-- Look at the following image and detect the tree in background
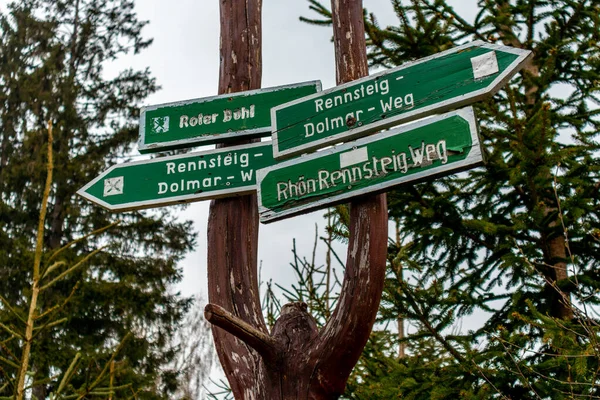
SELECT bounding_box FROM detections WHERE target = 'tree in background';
[163,295,217,400]
[0,0,197,398]
[302,0,600,398]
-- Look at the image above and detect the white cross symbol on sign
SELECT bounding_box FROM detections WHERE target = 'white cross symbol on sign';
[103,176,124,197]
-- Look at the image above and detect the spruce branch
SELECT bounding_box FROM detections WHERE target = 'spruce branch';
[55,353,81,396]
[40,246,107,291]
[45,220,121,266]
[16,119,54,400]
[35,281,80,321]
[0,294,27,325]
[74,333,132,400]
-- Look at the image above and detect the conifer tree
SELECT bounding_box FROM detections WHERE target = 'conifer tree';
[0,1,195,397]
[302,0,600,398]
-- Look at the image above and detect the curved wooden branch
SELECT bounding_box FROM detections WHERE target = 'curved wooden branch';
[205,304,280,365]
[206,1,387,398]
[309,0,388,395]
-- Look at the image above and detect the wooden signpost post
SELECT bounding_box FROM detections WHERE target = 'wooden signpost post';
[203,0,388,398]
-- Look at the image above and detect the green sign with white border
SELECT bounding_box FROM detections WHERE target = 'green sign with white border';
[78,142,274,212]
[138,81,320,154]
[258,107,482,223]
[271,41,530,159]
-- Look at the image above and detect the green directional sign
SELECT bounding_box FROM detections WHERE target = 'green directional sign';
[271,40,531,159]
[78,142,274,212]
[138,81,321,154]
[258,107,482,223]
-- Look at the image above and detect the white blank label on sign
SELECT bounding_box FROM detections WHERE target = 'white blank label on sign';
[471,51,499,80]
[340,147,369,168]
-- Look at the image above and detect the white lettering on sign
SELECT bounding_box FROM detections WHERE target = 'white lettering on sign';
[379,93,414,113]
[177,105,256,130]
[314,79,390,112]
[275,140,448,202]
[223,105,255,122]
[165,152,250,175]
[157,177,222,195]
[304,110,364,138]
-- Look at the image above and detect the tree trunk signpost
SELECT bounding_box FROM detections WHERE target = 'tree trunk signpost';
[204,1,387,398]
[78,0,532,398]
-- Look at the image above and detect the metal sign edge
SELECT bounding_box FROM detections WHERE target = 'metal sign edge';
[138,126,271,154]
[258,107,482,223]
[80,185,258,212]
[144,80,322,113]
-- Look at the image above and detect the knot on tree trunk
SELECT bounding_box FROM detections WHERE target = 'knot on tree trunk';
[272,302,319,352]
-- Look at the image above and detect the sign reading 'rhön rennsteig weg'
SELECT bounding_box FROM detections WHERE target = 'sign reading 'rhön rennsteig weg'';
[258,107,482,223]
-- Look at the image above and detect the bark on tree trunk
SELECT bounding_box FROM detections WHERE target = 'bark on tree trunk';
[496,8,572,320]
[207,0,265,396]
[205,0,388,399]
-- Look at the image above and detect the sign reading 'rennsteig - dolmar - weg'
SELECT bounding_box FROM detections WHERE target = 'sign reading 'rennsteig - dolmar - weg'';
[258,107,483,223]
[271,41,531,159]
[78,142,274,212]
[138,80,321,153]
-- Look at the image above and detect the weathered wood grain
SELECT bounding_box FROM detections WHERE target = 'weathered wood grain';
[206,1,388,398]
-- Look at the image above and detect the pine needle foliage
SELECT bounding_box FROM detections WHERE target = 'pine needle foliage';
[0,1,195,398]
[302,0,600,398]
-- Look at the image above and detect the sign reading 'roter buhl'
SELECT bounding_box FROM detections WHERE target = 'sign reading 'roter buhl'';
[258,107,482,223]
[271,41,531,159]
[78,142,274,212]
[138,81,321,154]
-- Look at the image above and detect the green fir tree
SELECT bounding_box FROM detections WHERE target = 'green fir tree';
[0,1,195,398]
[302,0,600,398]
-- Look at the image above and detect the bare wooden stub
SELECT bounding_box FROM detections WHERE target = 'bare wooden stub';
[205,0,388,398]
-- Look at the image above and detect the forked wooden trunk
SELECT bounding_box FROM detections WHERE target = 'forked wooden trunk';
[206,1,387,398]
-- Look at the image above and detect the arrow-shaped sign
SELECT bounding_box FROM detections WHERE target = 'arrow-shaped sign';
[271,40,531,159]
[78,142,274,212]
[259,107,482,223]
